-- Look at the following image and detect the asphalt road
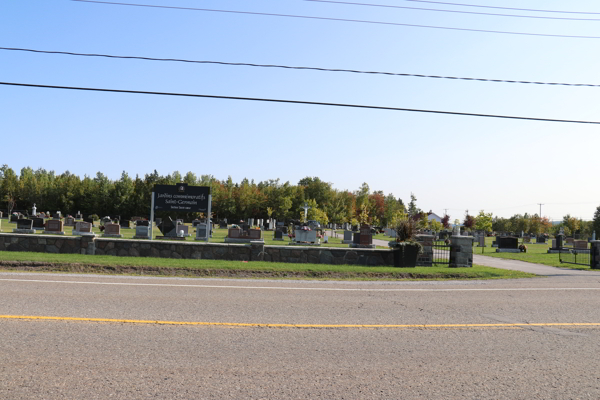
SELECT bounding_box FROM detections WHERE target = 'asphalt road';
[1,260,600,399]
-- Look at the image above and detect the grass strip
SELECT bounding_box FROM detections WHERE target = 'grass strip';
[0,251,535,281]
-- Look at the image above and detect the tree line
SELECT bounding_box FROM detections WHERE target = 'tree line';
[0,165,416,226]
[3,165,598,235]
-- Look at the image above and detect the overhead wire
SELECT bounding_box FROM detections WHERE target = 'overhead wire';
[303,0,600,21]
[404,0,600,15]
[1,81,599,125]
[71,0,600,39]
[3,47,600,88]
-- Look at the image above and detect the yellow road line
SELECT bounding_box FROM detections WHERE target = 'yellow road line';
[1,315,599,329]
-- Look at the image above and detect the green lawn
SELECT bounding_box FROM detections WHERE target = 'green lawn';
[473,236,593,271]
[0,250,535,281]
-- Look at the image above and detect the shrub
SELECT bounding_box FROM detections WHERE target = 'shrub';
[395,219,417,242]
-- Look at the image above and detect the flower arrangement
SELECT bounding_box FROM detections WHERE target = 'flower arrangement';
[519,244,527,253]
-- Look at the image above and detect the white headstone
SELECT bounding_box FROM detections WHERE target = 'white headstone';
[32,204,37,217]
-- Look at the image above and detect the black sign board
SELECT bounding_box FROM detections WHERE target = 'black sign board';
[154,184,210,213]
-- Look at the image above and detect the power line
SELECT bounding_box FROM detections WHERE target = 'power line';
[404,0,600,16]
[4,47,600,88]
[71,0,600,39]
[303,0,600,21]
[2,81,600,125]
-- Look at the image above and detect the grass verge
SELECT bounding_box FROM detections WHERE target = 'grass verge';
[0,251,535,281]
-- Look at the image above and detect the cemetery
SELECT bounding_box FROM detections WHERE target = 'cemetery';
[0,173,599,271]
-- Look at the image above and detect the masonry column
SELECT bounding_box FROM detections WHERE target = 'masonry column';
[415,234,433,267]
[80,236,96,255]
[450,235,473,268]
[250,241,265,261]
[591,241,600,270]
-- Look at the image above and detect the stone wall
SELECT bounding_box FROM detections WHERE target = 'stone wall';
[0,233,393,266]
[0,233,95,255]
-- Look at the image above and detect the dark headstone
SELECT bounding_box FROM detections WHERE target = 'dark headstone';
[83,216,94,224]
[17,219,33,230]
[359,224,372,245]
[158,217,176,237]
[556,235,564,249]
[219,221,228,229]
[537,236,546,244]
[274,230,283,239]
[120,219,131,229]
[32,218,45,229]
[136,220,150,227]
[192,219,201,227]
[497,236,518,249]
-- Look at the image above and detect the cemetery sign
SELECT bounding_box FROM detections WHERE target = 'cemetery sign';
[153,184,210,213]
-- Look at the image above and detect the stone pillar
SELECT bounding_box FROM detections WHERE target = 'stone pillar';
[250,241,265,261]
[80,236,96,255]
[591,241,600,270]
[450,235,473,268]
[415,234,434,267]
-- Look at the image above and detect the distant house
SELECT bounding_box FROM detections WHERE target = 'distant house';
[427,212,443,223]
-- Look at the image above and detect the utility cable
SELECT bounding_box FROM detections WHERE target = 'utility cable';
[71,0,600,39]
[303,0,600,21]
[4,47,600,88]
[1,81,599,125]
[404,0,600,15]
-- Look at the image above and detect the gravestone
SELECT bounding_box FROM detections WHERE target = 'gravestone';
[566,237,575,246]
[45,219,65,235]
[248,229,262,240]
[574,240,588,250]
[195,223,208,240]
[53,211,62,219]
[274,230,284,241]
[120,219,131,229]
[157,218,177,238]
[31,217,45,230]
[155,217,162,226]
[359,224,373,246]
[14,219,35,234]
[103,223,123,238]
[478,234,486,247]
[523,236,531,244]
[136,220,149,227]
[219,221,228,229]
[177,225,190,237]
[294,229,318,244]
[83,216,94,225]
[133,225,151,239]
[192,219,201,227]
[342,230,353,244]
[248,218,255,227]
[228,227,242,238]
[75,211,83,219]
[73,221,95,236]
[64,217,75,227]
[496,236,519,253]
[10,214,19,222]
[537,236,546,244]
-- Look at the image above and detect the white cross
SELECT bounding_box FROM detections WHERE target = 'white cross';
[302,202,311,223]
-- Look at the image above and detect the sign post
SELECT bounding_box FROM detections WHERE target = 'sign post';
[150,191,155,240]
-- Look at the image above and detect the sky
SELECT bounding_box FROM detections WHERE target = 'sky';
[1,0,600,221]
